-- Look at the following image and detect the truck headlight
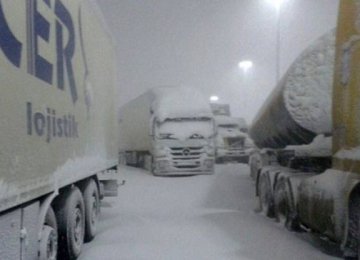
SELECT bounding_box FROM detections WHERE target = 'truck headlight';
[205,145,215,156]
[156,160,169,171]
[154,145,168,157]
[204,159,214,168]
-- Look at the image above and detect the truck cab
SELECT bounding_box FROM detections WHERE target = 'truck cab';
[214,115,253,163]
[151,116,215,175]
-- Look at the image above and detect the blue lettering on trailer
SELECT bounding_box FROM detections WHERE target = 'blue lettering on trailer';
[0,0,78,104]
[0,2,22,67]
[27,102,79,143]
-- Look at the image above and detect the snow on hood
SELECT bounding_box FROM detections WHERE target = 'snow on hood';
[152,87,213,122]
[283,29,335,134]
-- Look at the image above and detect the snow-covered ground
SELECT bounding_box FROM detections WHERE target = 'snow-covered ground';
[79,164,340,260]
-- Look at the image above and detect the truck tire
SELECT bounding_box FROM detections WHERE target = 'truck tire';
[258,173,274,217]
[274,179,292,226]
[39,207,58,260]
[215,157,223,164]
[81,179,100,242]
[343,193,360,258]
[54,187,85,260]
[274,179,301,232]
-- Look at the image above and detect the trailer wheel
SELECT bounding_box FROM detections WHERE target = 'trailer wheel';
[55,187,85,260]
[274,179,291,222]
[81,179,100,242]
[39,207,58,260]
[274,179,301,231]
[258,173,274,217]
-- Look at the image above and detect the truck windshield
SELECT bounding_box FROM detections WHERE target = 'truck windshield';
[155,118,214,140]
[218,124,239,129]
[217,124,247,137]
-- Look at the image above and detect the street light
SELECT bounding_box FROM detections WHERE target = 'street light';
[238,60,253,73]
[266,0,286,11]
[210,95,219,102]
[266,0,286,83]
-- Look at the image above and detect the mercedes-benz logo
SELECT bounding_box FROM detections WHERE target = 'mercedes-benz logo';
[182,148,190,156]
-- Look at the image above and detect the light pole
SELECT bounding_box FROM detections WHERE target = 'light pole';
[266,0,286,83]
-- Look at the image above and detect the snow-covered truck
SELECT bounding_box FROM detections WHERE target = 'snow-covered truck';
[118,87,215,176]
[210,103,231,116]
[0,1,118,259]
[249,2,360,257]
[214,115,253,163]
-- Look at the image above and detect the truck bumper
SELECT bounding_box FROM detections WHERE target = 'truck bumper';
[216,148,249,163]
[153,158,215,176]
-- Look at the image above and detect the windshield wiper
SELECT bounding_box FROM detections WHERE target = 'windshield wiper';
[158,133,177,140]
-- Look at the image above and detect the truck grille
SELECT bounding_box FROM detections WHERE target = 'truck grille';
[169,146,203,168]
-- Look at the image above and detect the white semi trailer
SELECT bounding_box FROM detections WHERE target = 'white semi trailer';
[0,1,118,259]
[119,87,215,176]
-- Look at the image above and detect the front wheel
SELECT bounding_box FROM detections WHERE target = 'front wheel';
[54,186,85,260]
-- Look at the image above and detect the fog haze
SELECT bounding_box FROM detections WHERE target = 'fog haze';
[97,0,339,123]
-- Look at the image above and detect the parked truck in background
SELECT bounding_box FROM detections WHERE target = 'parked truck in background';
[210,103,231,116]
[0,1,118,259]
[118,86,215,176]
[214,115,253,163]
[249,2,360,257]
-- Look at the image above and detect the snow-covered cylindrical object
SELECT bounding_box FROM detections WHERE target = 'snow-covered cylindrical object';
[250,30,335,149]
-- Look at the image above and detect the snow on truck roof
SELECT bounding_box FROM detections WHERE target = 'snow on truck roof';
[151,86,213,121]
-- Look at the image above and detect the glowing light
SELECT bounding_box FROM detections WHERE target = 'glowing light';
[238,60,253,72]
[266,0,286,11]
[210,96,219,102]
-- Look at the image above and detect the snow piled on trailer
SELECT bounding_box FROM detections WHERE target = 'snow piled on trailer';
[335,147,360,160]
[285,134,332,157]
[152,87,213,122]
[284,29,335,134]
